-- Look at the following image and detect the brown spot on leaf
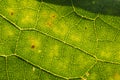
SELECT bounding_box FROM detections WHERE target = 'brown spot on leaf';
[46,21,52,27]
[10,12,14,16]
[85,27,87,30]
[50,14,57,19]
[52,15,56,18]
[31,45,35,49]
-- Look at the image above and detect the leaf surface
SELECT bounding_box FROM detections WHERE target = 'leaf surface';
[0,0,120,80]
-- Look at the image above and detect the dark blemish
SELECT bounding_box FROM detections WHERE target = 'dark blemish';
[10,12,14,16]
[85,27,87,30]
[31,45,35,49]
[52,15,56,18]
[46,22,52,27]
[51,14,56,19]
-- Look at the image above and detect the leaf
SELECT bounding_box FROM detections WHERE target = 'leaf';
[0,0,120,80]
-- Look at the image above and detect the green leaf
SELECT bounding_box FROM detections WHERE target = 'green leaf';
[0,0,120,80]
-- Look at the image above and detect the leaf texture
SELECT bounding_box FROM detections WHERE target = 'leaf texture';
[0,0,120,80]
